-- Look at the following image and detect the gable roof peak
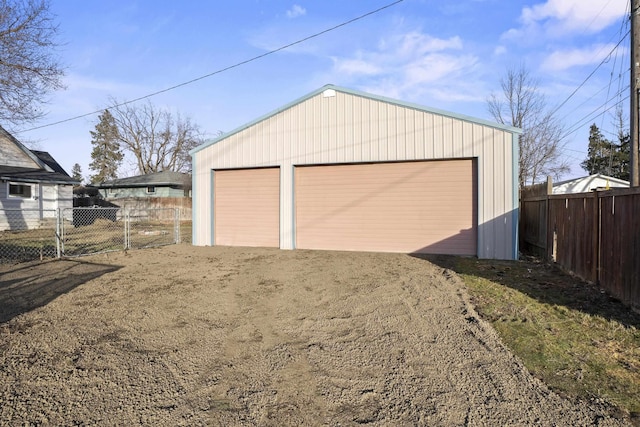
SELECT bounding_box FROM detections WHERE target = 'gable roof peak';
[190,84,522,156]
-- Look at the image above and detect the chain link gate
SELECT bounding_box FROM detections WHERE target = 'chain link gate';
[126,208,179,250]
[60,207,125,257]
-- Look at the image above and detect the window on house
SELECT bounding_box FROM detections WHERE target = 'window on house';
[8,183,33,199]
[146,186,156,193]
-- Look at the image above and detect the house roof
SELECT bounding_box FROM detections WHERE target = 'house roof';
[0,125,79,185]
[0,165,79,185]
[190,84,523,156]
[31,150,71,176]
[94,171,191,188]
[0,125,53,171]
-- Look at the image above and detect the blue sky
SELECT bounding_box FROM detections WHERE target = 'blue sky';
[13,0,630,181]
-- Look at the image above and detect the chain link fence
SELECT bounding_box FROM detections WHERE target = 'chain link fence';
[0,209,59,263]
[0,207,191,264]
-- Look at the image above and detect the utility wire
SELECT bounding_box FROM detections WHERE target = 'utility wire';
[560,89,630,141]
[18,0,404,133]
[549,29,630,118]
[558,68,628,122]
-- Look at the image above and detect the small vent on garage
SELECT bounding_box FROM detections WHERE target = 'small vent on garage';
[322,89,336,98]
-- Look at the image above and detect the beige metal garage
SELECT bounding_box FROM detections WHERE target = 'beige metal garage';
[190,85,521,260]
[295,160,476,254]
[213,168,280,247]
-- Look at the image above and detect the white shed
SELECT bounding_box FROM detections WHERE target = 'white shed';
[190,85,521,260]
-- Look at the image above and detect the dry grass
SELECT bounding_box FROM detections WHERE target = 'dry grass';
[439,256,640,423]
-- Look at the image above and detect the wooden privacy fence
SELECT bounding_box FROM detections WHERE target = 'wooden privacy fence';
[520,182,640,309]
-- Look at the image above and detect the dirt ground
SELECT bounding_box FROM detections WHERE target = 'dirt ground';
[0,245,630,426]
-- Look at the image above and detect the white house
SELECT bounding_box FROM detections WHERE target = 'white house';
[552,174,630,194]
[190,85,522,260]
[0,126,79,230]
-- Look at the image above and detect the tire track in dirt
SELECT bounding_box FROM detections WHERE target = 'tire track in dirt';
[0,246,631,425]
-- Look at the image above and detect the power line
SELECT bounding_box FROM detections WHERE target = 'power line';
[17,0,404,134]
[549,29,630,118]
[558,68,628,122]
[560,91,630,141]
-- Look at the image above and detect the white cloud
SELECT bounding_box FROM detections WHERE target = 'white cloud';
[541,43,624,71]
[286,4,306,19]
[504,0,627,40]
[493,46,507,56]
[327,30,481,104]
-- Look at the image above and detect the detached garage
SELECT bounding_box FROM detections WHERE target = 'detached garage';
[190,85,521,260]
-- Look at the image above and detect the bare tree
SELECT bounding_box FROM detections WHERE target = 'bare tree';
[0,0,64,125]
[109,100,203,175]
[487,66,569,187]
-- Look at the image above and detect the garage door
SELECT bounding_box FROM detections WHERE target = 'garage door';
[295,160,476,254]
[214,168,280,247]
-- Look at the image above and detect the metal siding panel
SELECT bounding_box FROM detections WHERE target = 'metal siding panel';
[313,97,321,163]
[482,127,495,258]
[415,111,429,159]
[433,115,443,158]
[471,123,484,158]
[192,153,212,245]
[344,94,354,162]
[369,101,379,162]
[494,134,506,259]
[462,122,473,158]
[405,110,416,159]
[452,119,463,157]
[378,102,389,161]
[334,93,344,163]
[397,107,407,160]
[361,97,372,161]
[387,104,398,160]
[442,116,453,158]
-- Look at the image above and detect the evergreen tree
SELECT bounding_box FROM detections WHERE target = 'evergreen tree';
[611,107,631,181]
[89,109,123,183]
[581,124,613,176]
[71,163,83,183]
[581,122,630,181]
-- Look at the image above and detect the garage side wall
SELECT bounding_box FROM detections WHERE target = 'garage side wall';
[192,89,517,260]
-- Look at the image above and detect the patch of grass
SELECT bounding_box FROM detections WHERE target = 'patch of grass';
[448,256,640,422]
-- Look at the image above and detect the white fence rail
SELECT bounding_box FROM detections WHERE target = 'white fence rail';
[0,207,191,263]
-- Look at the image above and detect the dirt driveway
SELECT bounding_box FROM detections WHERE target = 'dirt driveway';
[0,245,627,426]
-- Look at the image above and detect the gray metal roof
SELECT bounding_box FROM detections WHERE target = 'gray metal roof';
[95,171,191,188]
